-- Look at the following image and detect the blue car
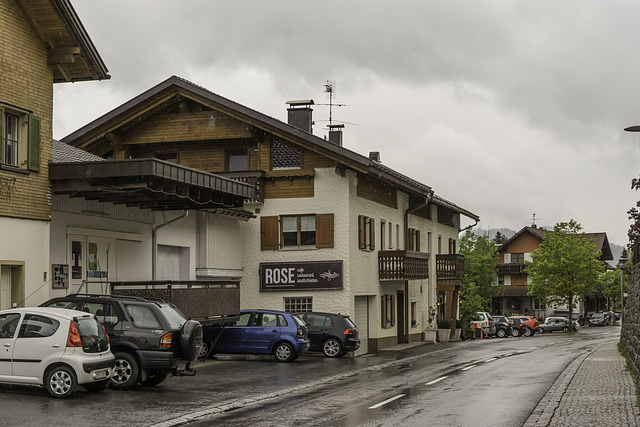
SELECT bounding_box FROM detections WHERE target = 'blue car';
[200,310,310,362]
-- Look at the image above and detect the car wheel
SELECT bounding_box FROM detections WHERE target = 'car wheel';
[562,326,569,333]
[322,338,343,357]
[273,342,295,362]
[141,370,169,387]
[83,379,109,393]
[45,365,77,398]
[524,327,533,337]
[180,320,204,364]
[539,328,545,334]
[496,329,506,338]
[512,328,520,337]
[111,351,140,390]
[198,341,211,360]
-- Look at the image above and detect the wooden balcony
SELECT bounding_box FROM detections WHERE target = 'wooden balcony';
[216,170,264,203]
[436,254,465,280]
[378,250,429,280]
[496,263,526,275]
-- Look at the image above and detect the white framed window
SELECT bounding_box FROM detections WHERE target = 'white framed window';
[0,105,40,171]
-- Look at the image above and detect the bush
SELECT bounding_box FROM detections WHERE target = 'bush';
[437,320,450,329]
[455,319,462,329]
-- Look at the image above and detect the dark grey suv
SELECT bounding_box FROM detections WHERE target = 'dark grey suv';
[296,312,360,357]
[41,294,202,390]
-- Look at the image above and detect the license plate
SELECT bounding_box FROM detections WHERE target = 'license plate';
[94,370,108,380]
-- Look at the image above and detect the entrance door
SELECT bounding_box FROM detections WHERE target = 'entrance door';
[397,291,405,344]
[354,296,368,356]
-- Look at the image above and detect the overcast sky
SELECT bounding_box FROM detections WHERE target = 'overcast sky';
[53,1,640,246]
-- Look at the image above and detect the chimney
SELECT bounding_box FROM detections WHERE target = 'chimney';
[369,151,381,162]
[286,100,314,133]
[328,124,344,146]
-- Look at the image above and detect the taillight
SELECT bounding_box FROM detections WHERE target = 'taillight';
[297,328,303,338]
[101,324,109,345]
[344,329,357,335]
[66,322,82,347]
[160,332,172,348]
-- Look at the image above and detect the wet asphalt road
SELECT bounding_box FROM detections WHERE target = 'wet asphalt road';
[0,326,620,427]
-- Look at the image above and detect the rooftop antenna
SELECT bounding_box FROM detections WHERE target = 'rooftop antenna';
[532,213,537,228]
[324,81,338,126]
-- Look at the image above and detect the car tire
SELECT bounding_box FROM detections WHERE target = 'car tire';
[496,329,506,338]
[512,328,520,337]
[180,320,204,364]
[562,326,569,333]
[539,328,545,334]
[198,341,211,360]
[141,370,169,387]
[273,342,295,362]
[524,328,533,337]
[322,338,343,357]
[45,365,77,398]
[111,351,140,390]
[83,379,109,393]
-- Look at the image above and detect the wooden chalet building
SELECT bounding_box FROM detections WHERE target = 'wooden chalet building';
[495,225,614,319]
[0,0,108,308]
[62,76,479,354]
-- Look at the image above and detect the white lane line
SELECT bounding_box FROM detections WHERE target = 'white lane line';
[461,365,476,371]
[517,349,526,353]
[426,376,448,385]
[484,358,497,363]
[529,347,537,350]
[503,353,512,357]
[369,394,406,409]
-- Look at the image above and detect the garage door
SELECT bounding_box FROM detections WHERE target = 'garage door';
[354,296,369,356]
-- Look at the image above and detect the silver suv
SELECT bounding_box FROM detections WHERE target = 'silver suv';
[0,307,114,398]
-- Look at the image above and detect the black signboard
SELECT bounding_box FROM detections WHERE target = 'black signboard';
[260,260,343,291]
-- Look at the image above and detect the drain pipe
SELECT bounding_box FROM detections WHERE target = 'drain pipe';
[152,211,189,280]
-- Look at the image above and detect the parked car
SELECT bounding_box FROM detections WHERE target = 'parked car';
[472,312,496,337]
[0,307,114,398]
[588,312,609,327]
[41,294,202,390]
[296,312,360,357]
[571,313,586,326]
[508,317,528,337]
[491,315,513,338]
[201,310,310,362]
[539,317,575,333]
[509,316,539,336]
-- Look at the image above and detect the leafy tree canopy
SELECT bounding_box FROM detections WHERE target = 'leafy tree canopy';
[526,220,604,318]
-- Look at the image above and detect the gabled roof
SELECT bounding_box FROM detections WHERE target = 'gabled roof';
[498,225,613,261]
[53,139,104,162]
[16,0,109,82]
[62,76,478,222]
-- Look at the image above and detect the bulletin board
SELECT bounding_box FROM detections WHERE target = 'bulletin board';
[52,264,69,289]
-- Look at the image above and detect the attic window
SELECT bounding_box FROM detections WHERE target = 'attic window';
[272,140,301,169]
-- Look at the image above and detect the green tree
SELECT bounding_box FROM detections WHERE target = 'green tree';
[494,231,507,244]
[526,220,605,321]
[600,270,622,311]
[459,231,500,328]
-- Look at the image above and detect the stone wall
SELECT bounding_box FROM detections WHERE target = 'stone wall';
[620,262,640,393]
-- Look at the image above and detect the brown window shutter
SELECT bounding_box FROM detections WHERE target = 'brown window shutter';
[260,216,279,250]
[369,218,375,250]
[316,213,334,248]
[416,230,421,252]
[358,215,366,249]
[408,228,414,250]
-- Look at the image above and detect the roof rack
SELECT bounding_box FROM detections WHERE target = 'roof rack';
[65,293,167,303]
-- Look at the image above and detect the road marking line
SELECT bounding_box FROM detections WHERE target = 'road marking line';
[462,365,476,371]
[503,353,512,357]
[369,394,406,409]
[517,349,526,353]
[426,376,448,385]
[484,358,496,363]
[529,347,537,350]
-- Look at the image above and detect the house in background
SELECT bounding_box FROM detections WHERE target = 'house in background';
[494,224,613,319]
[0,0,108,309]
[61,76,479,354]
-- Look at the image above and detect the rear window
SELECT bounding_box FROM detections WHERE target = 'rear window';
[342,317,357,329]
[291,314,306,328]
[158,304,188,330]
[77,317,109,353]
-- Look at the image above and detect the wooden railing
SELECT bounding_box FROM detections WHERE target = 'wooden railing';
[378,250,429,280]
[436,254,465,280]
[215,170,264,203]
[496,263,526,275]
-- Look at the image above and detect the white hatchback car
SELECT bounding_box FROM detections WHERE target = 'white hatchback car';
[0,307,114,398]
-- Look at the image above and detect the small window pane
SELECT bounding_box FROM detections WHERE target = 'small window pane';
[282,217,298,246]
[227,149,248,171]
[300,216,316,246]
[125,305,161,329]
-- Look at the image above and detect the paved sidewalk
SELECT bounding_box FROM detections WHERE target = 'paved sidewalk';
[525,341,640,426]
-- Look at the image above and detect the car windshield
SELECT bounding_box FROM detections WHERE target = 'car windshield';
[158,304,188,329]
